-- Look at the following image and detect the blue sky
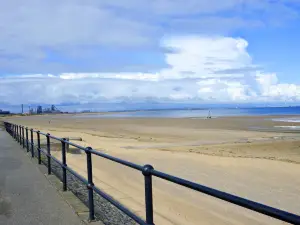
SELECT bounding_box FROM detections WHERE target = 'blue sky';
[1,0,300,109]
[239,19,300,84]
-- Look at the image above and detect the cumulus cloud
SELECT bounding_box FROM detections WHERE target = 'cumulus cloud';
[1,1,300,106]
[0,0,299,73]
[1,36,300,105]
[160,36,252,79]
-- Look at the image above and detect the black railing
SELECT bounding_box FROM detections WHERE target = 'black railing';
[3,122,300,225]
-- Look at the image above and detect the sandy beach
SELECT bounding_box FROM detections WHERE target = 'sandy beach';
[5,114,300,224]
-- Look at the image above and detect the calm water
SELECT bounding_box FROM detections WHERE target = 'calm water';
[73,107,300,119]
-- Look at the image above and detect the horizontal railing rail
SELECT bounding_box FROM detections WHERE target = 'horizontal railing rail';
[3,122,300,225]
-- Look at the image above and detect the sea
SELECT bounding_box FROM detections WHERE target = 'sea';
[71,106,300,131]
[73,106,300,120]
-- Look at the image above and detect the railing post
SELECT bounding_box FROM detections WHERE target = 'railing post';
[46,133,51,175]
[19,126,21,144]
[86,147,95,221]
[30,129,34,158]
[16,125,18,142]
[20,126,23,144]
[22,126,25,148]
[18,125,21,145]
[61,138,67,191]
[20,126,22,144]
[142,164,155,225]
[37,131,41,164]
[17,125,19,142]
[26,127,29,152]
[21,126,23,145]
[13,125,16,139]
[18,125,21,144]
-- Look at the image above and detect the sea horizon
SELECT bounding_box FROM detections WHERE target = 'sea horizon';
[3,102,300,114]
[72,106,300,119]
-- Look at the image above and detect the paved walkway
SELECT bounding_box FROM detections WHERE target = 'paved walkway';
[0,128,84,225]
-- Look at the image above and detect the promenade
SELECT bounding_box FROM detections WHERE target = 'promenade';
[0,127,84,225]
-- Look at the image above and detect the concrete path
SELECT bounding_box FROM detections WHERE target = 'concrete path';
[0,128,84,225]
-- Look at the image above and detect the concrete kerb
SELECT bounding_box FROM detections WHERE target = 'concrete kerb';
[27,150,104,225]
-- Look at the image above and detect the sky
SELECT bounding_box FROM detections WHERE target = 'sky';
[1,0,300,110]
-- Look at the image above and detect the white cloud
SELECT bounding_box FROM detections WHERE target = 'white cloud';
[256,72,300,101]
[160,36,252,79]
[0,0,298,73]
[1,36,300,105]
[59,73,160,81]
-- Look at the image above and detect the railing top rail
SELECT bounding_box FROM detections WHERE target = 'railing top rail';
[150,169,300,224]
[35,128,143,169]
[4,122,300,225]
[88,148,143,171]
[36,130,88,151]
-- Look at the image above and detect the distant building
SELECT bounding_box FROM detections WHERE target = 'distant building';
[29,108,34,114]
[36,105,61,114]
[0,109,10,115]
[37,106,43,114]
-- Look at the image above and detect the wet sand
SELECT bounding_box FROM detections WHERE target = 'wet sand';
[5,115,300,224]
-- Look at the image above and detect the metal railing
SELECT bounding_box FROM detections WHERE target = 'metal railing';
[3,122,300,225]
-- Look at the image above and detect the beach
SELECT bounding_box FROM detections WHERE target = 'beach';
[5,114,300,224]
